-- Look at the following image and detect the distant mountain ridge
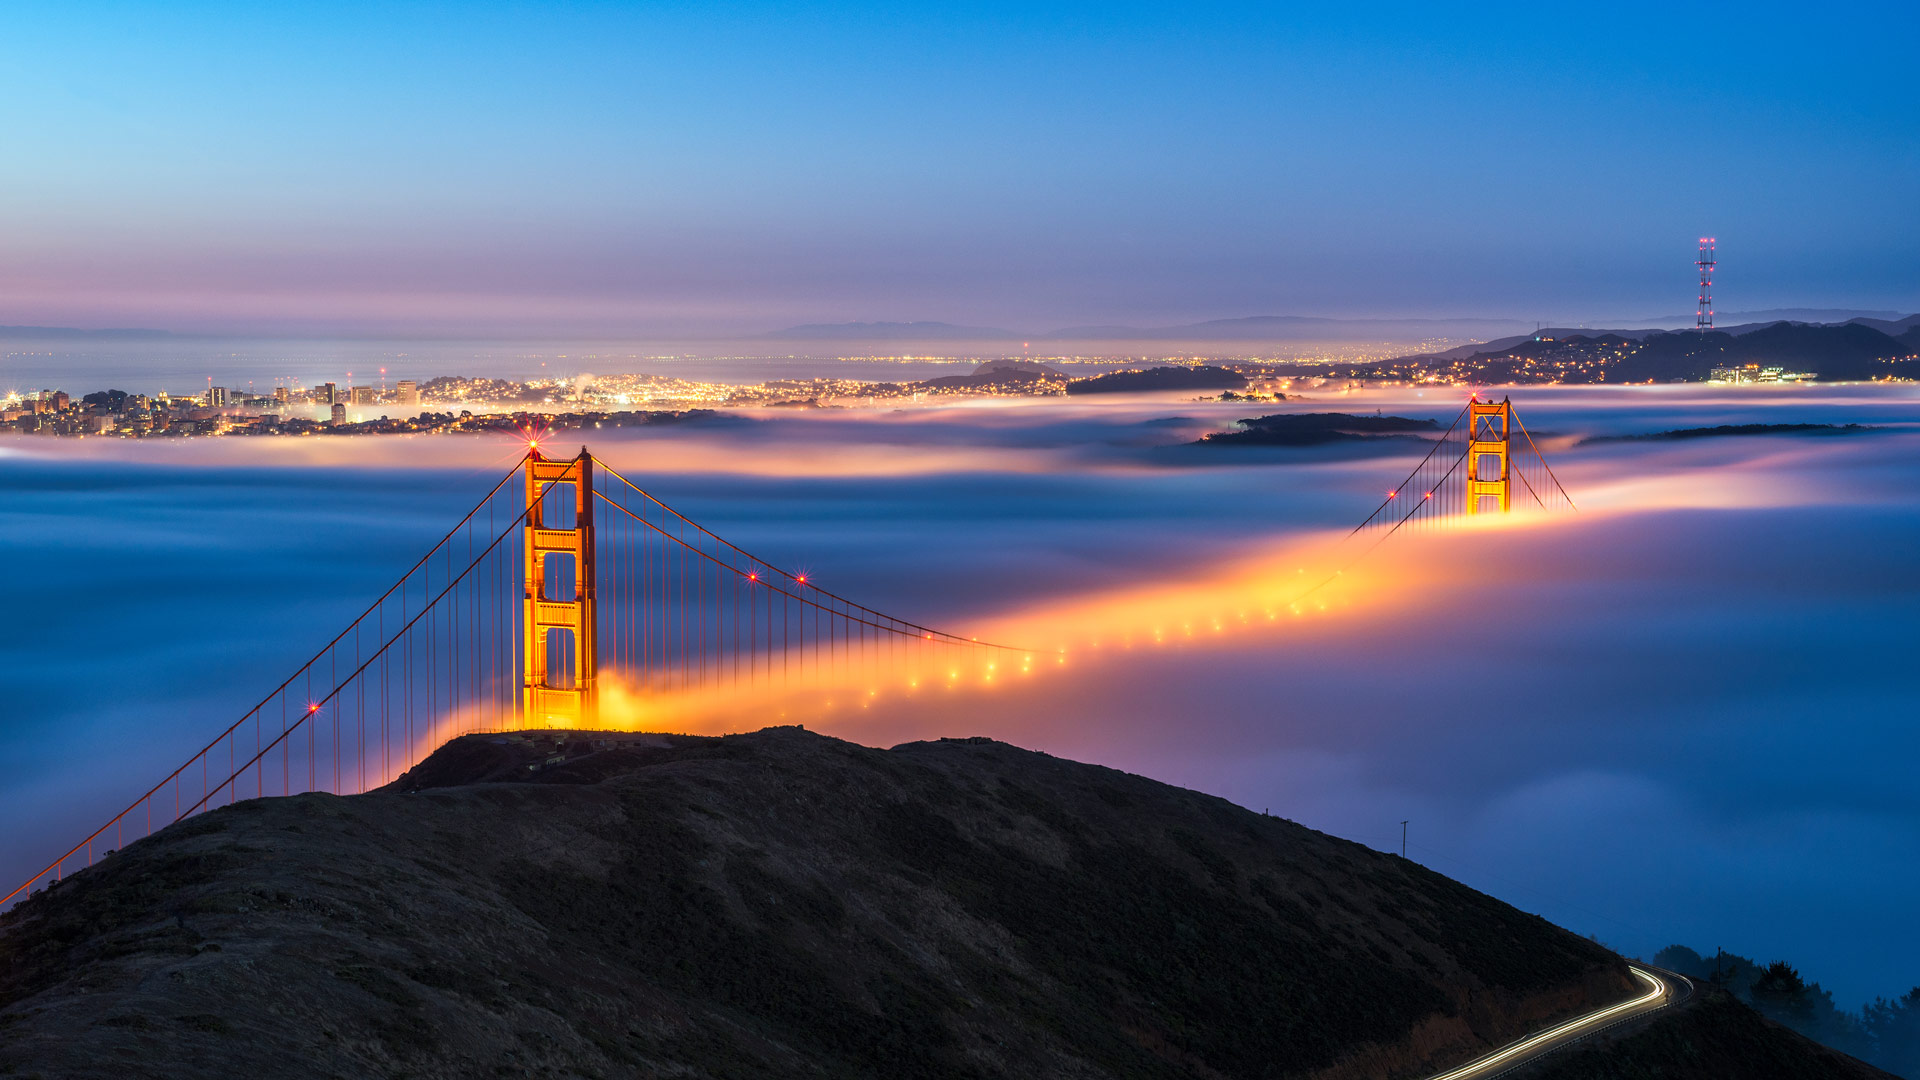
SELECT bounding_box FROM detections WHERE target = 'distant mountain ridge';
[1635,308,1911,326]
[1041,314,1535,342]
[768,311,1920,347]
[767,321,1023,340]
[768,315,1535,343]
[0,325,176,340]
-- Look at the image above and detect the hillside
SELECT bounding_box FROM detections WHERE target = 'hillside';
[1381,321,1920,384]
[0,728,1628,1079]
[1519,988,1896,1080]
[918,359,1068,392]
[0,727,1854,1079]
[1067,365,1248,394]
[1199,412,1442,447]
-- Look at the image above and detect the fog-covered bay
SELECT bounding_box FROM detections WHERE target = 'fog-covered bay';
[3,383,1917,1006]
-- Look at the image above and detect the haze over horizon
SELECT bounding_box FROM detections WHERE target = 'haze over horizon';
[3,1,1915,339]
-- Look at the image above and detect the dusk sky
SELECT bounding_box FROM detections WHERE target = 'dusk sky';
[4,1,1916,336]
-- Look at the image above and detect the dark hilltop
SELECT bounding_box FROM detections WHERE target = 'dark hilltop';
[1066,365,1249,395]
[1364,319,1920,385]
[0,728,1886,1079]
[1198,412,1442,447]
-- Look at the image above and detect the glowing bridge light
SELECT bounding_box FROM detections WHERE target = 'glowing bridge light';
[11,429,1578,911]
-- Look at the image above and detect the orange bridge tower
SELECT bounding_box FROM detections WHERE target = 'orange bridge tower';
[1466,397,1511,514]
[522,448,597,726]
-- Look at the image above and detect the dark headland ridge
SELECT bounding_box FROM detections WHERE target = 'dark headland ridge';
[0,728,1884,1079]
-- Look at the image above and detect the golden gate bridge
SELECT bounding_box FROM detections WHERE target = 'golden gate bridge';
[2,395,1572,908]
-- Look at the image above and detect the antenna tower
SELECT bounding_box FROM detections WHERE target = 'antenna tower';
[1696,237,1716,329]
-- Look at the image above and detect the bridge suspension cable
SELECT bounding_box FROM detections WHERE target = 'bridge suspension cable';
[594,460,1021,651]
[3,448,1021,908]
[1281,395,1577,610]
[0,454,552,907]
[6,409,1572,910]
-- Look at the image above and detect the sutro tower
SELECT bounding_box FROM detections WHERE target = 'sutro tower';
[1696,237,1717,329]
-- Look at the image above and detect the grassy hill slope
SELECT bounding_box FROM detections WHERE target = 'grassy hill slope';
[4,728,1642,1078]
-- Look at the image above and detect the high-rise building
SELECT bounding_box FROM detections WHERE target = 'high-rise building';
[330,402,347,426]
[206,386,229,407]
[321,382,338,405]
[396,379,419,406]
[274,386,290,404]
[350,385,375,405]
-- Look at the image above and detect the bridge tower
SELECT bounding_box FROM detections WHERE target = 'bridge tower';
[1466,397,1511,514]
[522,448,597,726]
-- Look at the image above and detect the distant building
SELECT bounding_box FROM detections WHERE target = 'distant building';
[321,382,338,405]
[1708,364,1815,384]
[206,386,229,407]
[396,379,419,406]
[350,385,375,404]
[49,391,70,410]
[274,386,290,403]
[330,402,347,426]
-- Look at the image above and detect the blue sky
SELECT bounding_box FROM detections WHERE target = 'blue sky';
[1,1,1915,334]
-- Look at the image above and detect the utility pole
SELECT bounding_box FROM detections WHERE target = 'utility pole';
[1401,820,1408,858]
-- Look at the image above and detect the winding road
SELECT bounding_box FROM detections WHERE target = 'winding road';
[1425,965,1695,1080]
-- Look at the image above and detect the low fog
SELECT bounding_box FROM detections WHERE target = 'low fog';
[3,383,1916,1005]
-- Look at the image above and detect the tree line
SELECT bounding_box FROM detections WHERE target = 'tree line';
[1655,944,1920,1076]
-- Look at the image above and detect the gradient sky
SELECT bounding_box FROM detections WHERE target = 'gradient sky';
[2,1,1916,335]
